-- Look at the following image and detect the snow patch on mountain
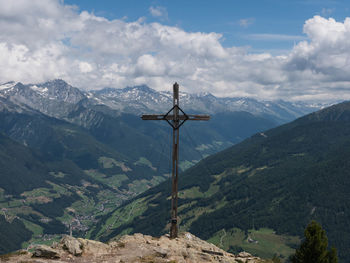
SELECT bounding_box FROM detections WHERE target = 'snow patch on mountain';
[29,85,49,94]
[0,81,17,91]
[87,84,333,123]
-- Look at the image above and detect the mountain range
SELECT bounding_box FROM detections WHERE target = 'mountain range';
[0,79,325,123]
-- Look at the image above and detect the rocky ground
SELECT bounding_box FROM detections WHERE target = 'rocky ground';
[0,232,264,263]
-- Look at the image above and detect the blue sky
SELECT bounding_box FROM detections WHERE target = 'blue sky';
[65,0,349,53]
[1,0,350,101]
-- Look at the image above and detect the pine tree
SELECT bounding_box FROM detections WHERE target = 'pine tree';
[290,221,338,263]
[328,247,338,263]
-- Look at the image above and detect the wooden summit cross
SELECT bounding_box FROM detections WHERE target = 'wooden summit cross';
[141,82,210,238]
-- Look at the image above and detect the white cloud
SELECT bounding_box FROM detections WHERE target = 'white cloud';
[0,1,350,101]
[149,6,168,20]
[287,16,350,82]
[239,18,255,28]
[135,54,166,76]
[246,34,306,41]
[79,62,93,73]
[0,42,69,83]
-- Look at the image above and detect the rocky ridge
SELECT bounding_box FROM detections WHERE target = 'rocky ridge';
[1,233,263,263]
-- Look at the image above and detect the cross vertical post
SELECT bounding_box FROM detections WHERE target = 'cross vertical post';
[171,83,180,238]
[141,82,210,238]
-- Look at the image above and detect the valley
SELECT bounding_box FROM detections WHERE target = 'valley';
[0,79,313,256]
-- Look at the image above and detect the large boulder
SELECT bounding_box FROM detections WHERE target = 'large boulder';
[32,244,60,259]
[77,238,109,255]
[61,235,82,256]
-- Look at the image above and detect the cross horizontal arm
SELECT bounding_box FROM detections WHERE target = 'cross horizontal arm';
[141,114,210,121]
[141,115,165,120]
[187,115,210,121]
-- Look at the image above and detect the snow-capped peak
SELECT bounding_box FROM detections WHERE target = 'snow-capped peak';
[0,81,17,91]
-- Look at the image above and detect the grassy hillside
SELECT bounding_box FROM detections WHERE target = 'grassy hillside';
[91,101,350,262]
[0,111,166,254]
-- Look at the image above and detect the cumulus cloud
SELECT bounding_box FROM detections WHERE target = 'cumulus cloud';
[0,0,350,101]
[287,16,350,85]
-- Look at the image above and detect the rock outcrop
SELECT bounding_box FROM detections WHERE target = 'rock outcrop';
[0,232,263,263]
[61,235,83,256]
[32,245,60,259]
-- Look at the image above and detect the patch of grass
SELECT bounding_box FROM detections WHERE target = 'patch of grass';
[178,185,219,199]
[134,157,156,171]
[9,207,40,217]
[20,182,71,205]
[207,228,299,261]
[85,169,128,189]
[148,176,165,186]
[127,176,165,194]
[98,157,132,172]
[21,188,52,198]
[179,160,196,171]
[21,219,43,237]
[98,156,118,169]
[94,198,148,239]
[247,228,299,259]
[85,169,107,179]
[179,199,228,231]
[0,188,5,202]
[195,144,211,151]
[7,199,26,207]
[127,179,150,194]
[22,234,62,250]
[49,171,66,178]
[178,170,226,200]
[178,201,197,213]
[47,182,70,195]
[213,141,224,146]
[106,174,128,188]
